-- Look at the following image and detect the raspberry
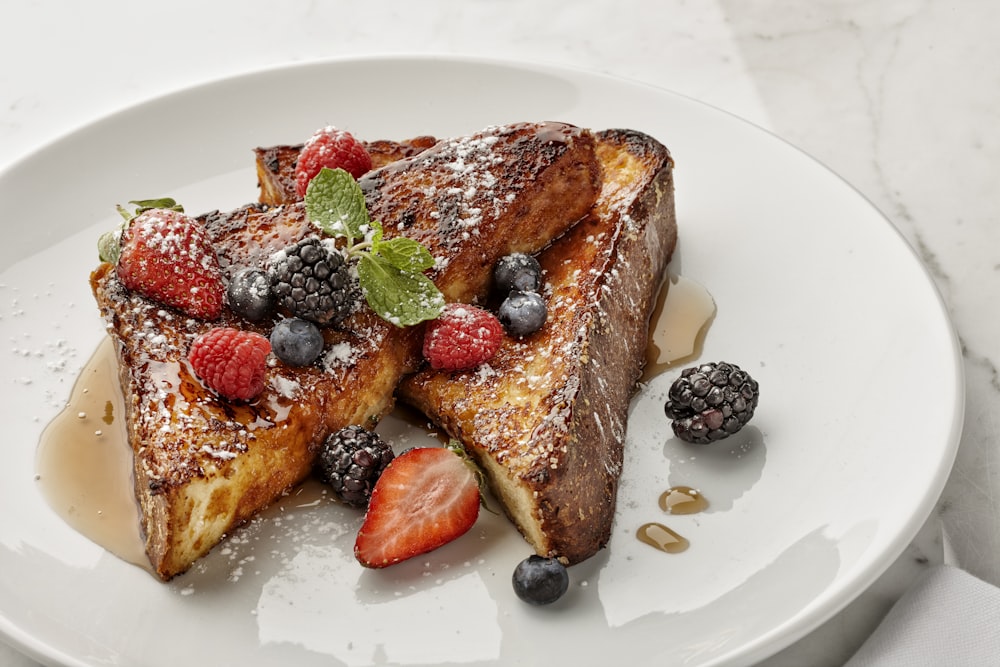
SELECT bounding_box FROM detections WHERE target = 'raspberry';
[423,303,503,371]
[116,209,224,320]
[188,327,271,401]
[294,126,373,198]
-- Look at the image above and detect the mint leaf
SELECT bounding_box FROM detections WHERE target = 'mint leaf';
[365,218,384,246]
[131,197,183,213]
[374,236,436,273]
[305,167,369,241]
[98,228,122,264]
[116,197,183,222]
[357,254,445,327]
[301,167,445,327]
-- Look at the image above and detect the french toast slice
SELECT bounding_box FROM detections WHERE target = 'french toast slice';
[90,122,601,580]
[397,129,676,564]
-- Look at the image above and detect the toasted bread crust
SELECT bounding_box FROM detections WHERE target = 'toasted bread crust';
[398,129,676,563]
[360,123,601,302]
[92,122,600,579]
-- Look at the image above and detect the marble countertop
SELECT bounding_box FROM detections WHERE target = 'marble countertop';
[2,1,996,665]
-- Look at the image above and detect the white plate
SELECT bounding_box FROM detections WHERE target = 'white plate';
[0,56,963,667]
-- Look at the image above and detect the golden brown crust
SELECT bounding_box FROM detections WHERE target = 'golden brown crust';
[398,129,676,564]
[92,122,600,579]
[360,123,601,303]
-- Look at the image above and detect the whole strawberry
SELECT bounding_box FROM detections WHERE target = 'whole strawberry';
[116,208,224,320]
[188,327,271,401]
[422,303,503,371]
[355,444,482,568]
[294,126,373,197]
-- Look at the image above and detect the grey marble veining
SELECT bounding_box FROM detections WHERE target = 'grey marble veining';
[1,1,997,665]
[721,4,1000,662]
[720,0,1000,580]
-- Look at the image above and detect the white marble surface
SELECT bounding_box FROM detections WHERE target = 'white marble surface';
[1,1,996,665]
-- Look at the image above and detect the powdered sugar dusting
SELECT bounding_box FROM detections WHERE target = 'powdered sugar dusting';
[4,280,91,415]
[323,341,361,370]
[271,375,301,399]
[179,481,354,587]
[428,133,504,234]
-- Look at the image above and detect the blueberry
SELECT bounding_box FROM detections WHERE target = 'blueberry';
[493,253,541,295]
[512,555,569,605]
[270,317,324,366]
[498,290,547,337]
[227,268,274,321]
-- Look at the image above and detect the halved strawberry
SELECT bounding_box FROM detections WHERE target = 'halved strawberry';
[355,444,482,568]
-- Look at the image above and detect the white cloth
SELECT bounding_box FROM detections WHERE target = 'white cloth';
[844,565,1000,666]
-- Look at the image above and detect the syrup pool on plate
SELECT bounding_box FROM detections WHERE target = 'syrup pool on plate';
[636,522,690,554]
[634,275,715,553]
[642,274,716,382]
[635,487,709,554]
[659,485,709,515]
[35,337,150,572]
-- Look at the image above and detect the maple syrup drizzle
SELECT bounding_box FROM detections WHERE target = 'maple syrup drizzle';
[35,338,150,572]
[658,485,709,515]
[636,522,690,554]
[637,487,709,554]
[642,274,716,382]
[635,275,715,553]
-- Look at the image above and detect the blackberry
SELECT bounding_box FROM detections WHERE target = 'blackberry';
[664,361,759,444]
[268,237,358,326]
[315,425,395,507]
[494,253,542,294]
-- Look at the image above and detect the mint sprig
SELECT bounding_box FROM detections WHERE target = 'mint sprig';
[305,168,445,327]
